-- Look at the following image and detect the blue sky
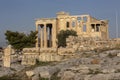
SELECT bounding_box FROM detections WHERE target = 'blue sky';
[0,0,120,46]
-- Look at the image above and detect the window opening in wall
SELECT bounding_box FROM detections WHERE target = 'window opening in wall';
[83,16,87,22]
[77,17,81,22]
[101,21,106,26]
[91,24,95,32]
[72,21,76,27]
[66,22,70,28]
[83,24,86,32]
[96,24,100,32]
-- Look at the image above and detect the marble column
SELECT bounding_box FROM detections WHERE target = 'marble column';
[40,26,43,48]
[3,45,12,67]
[36,24,39,48]
[52,22,57,48]
[70,19,72,29]
[44,24,47,48]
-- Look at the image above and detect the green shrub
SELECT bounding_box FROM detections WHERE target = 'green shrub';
[57,30,77,47]
[0,76,11,80]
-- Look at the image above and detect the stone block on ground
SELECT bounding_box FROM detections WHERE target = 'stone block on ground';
[26,71,35,78]
[60,71,75,80]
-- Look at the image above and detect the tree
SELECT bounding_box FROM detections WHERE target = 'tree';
[57,30,77,47]
[5,30,37,50]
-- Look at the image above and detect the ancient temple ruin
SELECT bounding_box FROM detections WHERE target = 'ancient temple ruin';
[35,11,109,48]
[21,11,120,65]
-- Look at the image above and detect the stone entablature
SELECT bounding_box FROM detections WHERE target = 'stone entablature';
[23,48,39,53]
[40,48,57,53]
[35,11,109,48]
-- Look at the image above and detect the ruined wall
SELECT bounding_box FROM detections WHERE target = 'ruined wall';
[21,48,39,65]
[21,37,120,65]
[21,47,75,65]
[22,11,111,65]
[66,36,120,51]
[38,48,62,62]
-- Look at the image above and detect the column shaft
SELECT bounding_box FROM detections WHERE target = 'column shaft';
[36,24,39,48]
[52,23,57,48]
[70,20,72,29]
[44,24,47,48]
[40,27,43,48]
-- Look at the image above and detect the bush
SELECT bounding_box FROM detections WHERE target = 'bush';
[0,76,11,80]
[5,30,37,50]
[0,75,20,80]
[36,59,52,66]
[57,30,77,47]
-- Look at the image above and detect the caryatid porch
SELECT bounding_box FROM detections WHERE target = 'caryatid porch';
[35,19,57,48]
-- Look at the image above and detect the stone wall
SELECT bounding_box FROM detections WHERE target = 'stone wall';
[21,48,39,65]
[58,48,75,55]
[39,48,62,62]
[21,37,120,65]
[21,47,75,65]
[66,36,120,51]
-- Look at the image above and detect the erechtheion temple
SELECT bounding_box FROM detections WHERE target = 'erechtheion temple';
[14,11,119,65]
[2,11,120,67]
[35,11,109,48]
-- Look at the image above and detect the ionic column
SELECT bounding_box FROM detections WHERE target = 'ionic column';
[44,24,47,48]
[40,26,43,48]
[52,22,57,48]
[36,24,39,48]
[70,19,72,29]
[106,24,109,39]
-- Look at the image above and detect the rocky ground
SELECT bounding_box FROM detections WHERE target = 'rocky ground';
[0,49,120,80]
